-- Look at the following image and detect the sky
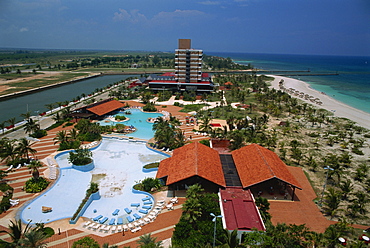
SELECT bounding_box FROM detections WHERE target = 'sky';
[0,0,369,56]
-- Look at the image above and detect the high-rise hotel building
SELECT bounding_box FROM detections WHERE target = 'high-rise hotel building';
[147,39,214,93]
[175,39,203,83]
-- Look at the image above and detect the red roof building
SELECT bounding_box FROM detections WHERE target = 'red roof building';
[232,144,302,200]
[86,100,126,116]
[219,187,265,232]
[156,142,226,192]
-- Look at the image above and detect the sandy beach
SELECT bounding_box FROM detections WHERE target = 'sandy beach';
[269,75,370,130]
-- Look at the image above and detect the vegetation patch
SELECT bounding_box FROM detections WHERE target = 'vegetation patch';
[24,177,50,193]
[143,162,160,169]
[179,104,209,113]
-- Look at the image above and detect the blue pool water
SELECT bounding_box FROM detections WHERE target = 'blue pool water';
[98,108,163,140]
[20,138,168,224]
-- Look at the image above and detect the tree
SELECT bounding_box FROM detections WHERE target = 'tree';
[24,118,40,135]
[0,219,32,246]
[20,111,31,121]
[255,197,271,222]
[72,237,100,248]
[45,103,55,114]
[137,233,163,248]
[16,137,37,162]
[221,229,239,248]
[27,160,43,181]
[0,121,6,135]
[0,138,18,165]
[7,117,16,130]
[323,188,341,219]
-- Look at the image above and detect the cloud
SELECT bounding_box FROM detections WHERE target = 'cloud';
[19,27,28,32]
[152,9,205,23]
[198,1,221,5]
[113,8,147,24]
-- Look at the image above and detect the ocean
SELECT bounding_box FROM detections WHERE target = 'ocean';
[209,52,370,114]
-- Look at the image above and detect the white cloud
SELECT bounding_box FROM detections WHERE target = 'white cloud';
[113,8,147,24]
[19,27,28,32]
[152,9,205,22]
[198,1,221,5]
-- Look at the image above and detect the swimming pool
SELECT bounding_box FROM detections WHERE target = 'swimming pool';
[20,138,168,224]
[98,109,163,140]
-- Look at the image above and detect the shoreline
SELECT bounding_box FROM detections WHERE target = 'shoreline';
[269,75,370,130]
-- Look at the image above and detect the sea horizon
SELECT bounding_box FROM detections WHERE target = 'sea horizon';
[209,52,370,115]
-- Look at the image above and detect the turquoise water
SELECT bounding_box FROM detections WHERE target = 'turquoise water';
[210,52,370,114]
[20,138,168,224]
[98,108,163,140]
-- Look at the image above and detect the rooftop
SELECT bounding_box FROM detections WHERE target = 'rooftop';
[156,142,226,187]
[220,187,265,231]
[231,144,302,189]
[86,100,126,116]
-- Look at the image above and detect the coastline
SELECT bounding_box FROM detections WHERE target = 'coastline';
[269,75,370,130]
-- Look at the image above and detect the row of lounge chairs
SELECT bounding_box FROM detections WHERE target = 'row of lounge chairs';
[84,199,165,234]
[5,162,27,172]
[80,141,98,149]
[46,158,58,180]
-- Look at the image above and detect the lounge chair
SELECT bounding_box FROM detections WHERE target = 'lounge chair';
[128,223,134,229]
[6,165,13,172]
[142,205,152,210]
[130,203,140,207]
[15,164,22,170]
[91,224,101,231]
[143,217,151,223]
[93,215,103,221]
[142,197,151,201]
[82,221,91,227]
[133,213,141,220]
[109,218,115,225]
[112,209,120,215]
[117,225,123,232]
[143,201,152,205]
[138,219,146,226]
[86,222,95,229]
[99,225,107,232]
[122,224,129,231]
[139,209,148,214]
[111,226,117,233]
[117,218,123,225]
[126,215,134,223]
[124,207,132,214]
[99,217,108,224]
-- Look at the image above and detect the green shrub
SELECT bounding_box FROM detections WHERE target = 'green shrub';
[25,177,50,193]
[68,148,92,165]
[199,139,210,147]
[115,115,126,121]
[30,129,47,138]
[72,237,100,248]
[143,102,157,112]
[58,140,81,151]
[143,162,160,169]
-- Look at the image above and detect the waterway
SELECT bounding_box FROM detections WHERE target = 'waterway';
[0,75,135,124]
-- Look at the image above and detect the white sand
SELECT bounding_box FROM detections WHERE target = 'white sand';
[269,75,370,130]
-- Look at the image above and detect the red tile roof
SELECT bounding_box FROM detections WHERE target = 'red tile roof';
[231,144,302,189]
[156,142,226,187]
[220,187,265,231]
[86,100,126,116]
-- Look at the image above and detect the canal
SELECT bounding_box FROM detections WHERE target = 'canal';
[0,75,136,124]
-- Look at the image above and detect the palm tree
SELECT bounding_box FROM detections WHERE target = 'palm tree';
[19,228,48,248]
[137,233,163,248]
[0,138,18,165]
[7,117,16,130]
[222,229,239,248]
[16,137,37,162]
[27,160,43,181]
[339,179,353,200]
[45,103,55,114]
[182,197,202,225]
[20,111,31,121]
[24,118,40,135]
[54,130,69,145]
[323,188,341,219]
[186,183,204,199]
[0,121,6,135]
[0,219,32,246]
